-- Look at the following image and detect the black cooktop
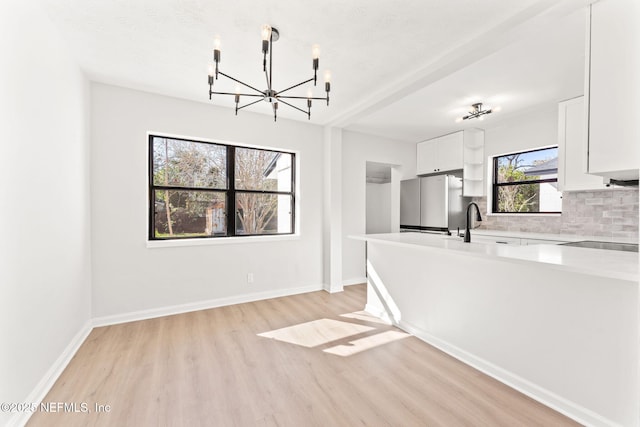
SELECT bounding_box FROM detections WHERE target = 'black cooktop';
[560,240,639,252]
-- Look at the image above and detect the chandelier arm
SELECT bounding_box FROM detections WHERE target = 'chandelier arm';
[236,98,264,111]
[217,71,264,95]
[276,98,309,115]
[277,78,314,96]
[278,95,328,101]
[211,91,263,97]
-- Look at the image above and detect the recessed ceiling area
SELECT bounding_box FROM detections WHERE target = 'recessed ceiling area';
[37,0,590,133]
[345,8,587,142]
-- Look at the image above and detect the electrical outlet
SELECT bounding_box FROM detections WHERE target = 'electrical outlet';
[247,273,254,284]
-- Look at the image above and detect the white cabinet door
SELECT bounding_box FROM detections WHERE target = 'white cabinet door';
[437,132,464,173]
[587,0,639,179]
[416,132,463,175]
[416,139,438,175]
[558,97,606,191]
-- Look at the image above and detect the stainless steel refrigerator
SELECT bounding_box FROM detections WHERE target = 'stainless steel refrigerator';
[400,175,469,233]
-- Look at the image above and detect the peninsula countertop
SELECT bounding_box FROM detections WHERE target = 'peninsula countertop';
[350,231,638,282]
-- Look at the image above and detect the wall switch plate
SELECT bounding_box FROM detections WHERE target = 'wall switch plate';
[247,273,254,283]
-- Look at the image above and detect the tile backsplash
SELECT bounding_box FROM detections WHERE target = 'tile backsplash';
[472,188,639,239]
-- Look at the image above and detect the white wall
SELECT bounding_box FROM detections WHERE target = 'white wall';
[0,1,91,424]
[341,131,417,284]
[484,106,558,158]
[90,84,325,318]
[482,106,559,212]
[366,183,392,234]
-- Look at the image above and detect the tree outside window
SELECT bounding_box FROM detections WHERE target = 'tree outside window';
[492,147,561,214]
[149,136,294,240]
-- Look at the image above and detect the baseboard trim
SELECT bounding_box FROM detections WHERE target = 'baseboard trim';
[397,319,616,427]
[92,284,324,328]
[8,320,93,427]
[342,277,367,287]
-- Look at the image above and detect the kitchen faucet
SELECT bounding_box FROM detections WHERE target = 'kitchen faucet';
[464,202,482,243]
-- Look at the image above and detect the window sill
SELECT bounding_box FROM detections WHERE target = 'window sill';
[146,233,301,248]
[486,213,562,217]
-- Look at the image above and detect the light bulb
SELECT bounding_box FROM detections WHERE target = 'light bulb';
[455,117,463,123]
[213,36,221,50]
[208,63,215,77]
[261,25,271,41]
[235,85,241,94]
[493,106,502,112]
[307,88,313,99]
[312,44,320,59]
[324,70,331,83]
[479,116,485,121]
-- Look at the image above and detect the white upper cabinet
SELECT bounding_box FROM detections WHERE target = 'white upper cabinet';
[557,96,607,191]
[416,132,464,175]
[416,129,485,196]
[586,0,639,180]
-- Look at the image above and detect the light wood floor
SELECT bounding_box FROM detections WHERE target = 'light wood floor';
[28,285,579,426]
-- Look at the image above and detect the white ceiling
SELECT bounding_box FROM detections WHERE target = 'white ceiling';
[346,8,587,142]
[36,0,591,138]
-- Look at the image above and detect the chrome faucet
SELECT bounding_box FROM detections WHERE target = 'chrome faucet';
[464,202,482,243]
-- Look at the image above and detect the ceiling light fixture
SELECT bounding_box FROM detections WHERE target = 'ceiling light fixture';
[458,102,493,122]
[207,25,331,122]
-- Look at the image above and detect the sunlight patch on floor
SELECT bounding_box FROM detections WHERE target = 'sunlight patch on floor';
[257,318,374,348]
[323,330,410,357]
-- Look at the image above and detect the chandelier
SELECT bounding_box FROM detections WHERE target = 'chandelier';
[459,102,493,121]
[207,25,331,122]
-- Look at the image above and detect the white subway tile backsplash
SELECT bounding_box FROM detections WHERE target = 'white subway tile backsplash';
[473,188,638,239]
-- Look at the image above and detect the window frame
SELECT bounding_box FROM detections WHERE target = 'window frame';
[491,146,561,215]
[148,134,296,241]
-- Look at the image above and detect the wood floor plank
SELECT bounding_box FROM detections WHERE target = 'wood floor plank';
[27,284,579,426]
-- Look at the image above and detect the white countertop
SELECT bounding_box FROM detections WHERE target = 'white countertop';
[351,232,639,282]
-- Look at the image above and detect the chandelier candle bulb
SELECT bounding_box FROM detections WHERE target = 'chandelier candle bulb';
[261,24,271,65]
[261,25,271,41]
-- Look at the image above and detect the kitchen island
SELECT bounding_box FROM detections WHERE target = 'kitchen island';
[351,232,638,427]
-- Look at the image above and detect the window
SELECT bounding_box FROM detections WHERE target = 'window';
[149,135,295,240]
[491,147,561,214]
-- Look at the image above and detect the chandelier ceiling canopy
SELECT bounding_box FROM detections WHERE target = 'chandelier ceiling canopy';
[207,25,331,122]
